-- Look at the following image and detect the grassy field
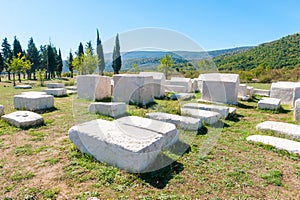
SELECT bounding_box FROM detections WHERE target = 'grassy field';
[0,80,300,199]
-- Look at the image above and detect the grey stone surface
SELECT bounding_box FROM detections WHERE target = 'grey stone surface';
[200,73,240,104]
[238,84,248,97]
[14,93,54,111]
[228,107,236,115]
[168,77,193,93]
[170,93,195,100]
[21,91,47,96]
[258,97,281,110]
[46,83,65,88]
[65,86,77,91]
[183,103,229,118]
[68,119,164,173]
[77,75,111,101]
[253,89,270,97]
[256,121,300,139]
[113,74,154,106]
[43,88,67,97]
[14,85,32,89]
[139,72,166,98]
[270,81,300,105]
[0,105,4,116]
[1,111,44,129]
[146,112,202,131]
[247,135,300,155]
[238,95,251,101]
[192,78,200,92]
[165,85,187,93]
[294,99,300,121]
[116,116,178,149]
[88,102,126,118]
[247,86,254,96]
[181,108,222,125]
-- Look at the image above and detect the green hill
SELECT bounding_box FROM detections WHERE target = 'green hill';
[214,33,300,71]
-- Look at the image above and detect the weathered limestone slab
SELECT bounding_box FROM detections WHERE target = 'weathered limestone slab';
[170,93,195,100]
[247,86,254,96]
[113,74,154,105]
[181,108,222,125]
[14,93,54,111]
[192,78,200,92]
[165,85,187,93]
[294,99,300,121]
[0,105,4,116]
[43,88,67,97]
[258,97,281,110]
[46,83,65,88]
[14,85,32,89]
[200,73,240,104]
[77,75,111,101]
[146,112,202,131]
[169,77,193,93]
[139,72,165,98]
[1,111,44,129]
[65,86,77,91]
[21,91,47,96]
[238,84,248,97]
[116,116,178,149]
[270,82,300,105]
[88,102,126,118]
[256,121,300,139]
[247,135,300,155]
[68,119,164,173]
[253,89,270,97]
[183,103,229,118]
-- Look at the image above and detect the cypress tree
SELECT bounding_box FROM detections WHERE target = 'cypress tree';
[96,29,105,75]
[77,42,84,57]
[0,52,4,82]
[26,37,40,80]
[112,34,121,74]
[68,51,74,78]
[56,49,63,78]
[1,38,12,80]
[47,45,56,79]
[86,41,93,55]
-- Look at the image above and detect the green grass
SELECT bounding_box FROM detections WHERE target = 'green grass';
[261,170,283,186]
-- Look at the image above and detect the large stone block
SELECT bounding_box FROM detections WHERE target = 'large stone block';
[43,88,67,97]
[69,119,164,173]
[168,77,192,93]
[46,83,65,88]
[14,85,32,89]
[294,99,300,121]
[0,105,4,116]
[192,78,200,92]
[165,85,187,93]
[139,72,165,98]
[256,121,300,139]
[88,102,126,118]
[183,103,229,118]
[14,93,54,111]
[77,75,111,101]
[253,89,270,97]
[181,108,222,125]
[200,73,240,104]
[113,74,154,106]
[270,81,300,105]
[247,86,254,96]
[170,93,195,100]
[1,111,44,129]
[238,84,248,97]
[258,97,281,110]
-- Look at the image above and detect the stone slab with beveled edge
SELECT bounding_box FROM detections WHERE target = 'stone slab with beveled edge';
[253,89,270,97]
[68,119,164,173]
[43,88,67,97]
[170,93,195,100]
[247,135,300,155]
[116,116,179,149]
[270,81,300,105]
[14,92,54,111]
[88,102,126,118]
[14,85,32,89]
[46,83,65,88]
[0,105,4,116]
[258,97,281,110]
[146,112,202,131]
[1,111,44,129]
[183,103,229,118]
[256,121,300,139]
[181,108,222,125]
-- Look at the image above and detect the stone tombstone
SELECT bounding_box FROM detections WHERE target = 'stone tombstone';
[14,92,54,111]
[0,105,4,116]
[112,74,154,106]
[253,88,270,97]
[1,111,44,129]
[77,75,111,101]
[257,97,281,110]
[43,88,67,97]
[46,83,65,88]
[294,99,300,121]
[270,81,300,105]
[139,72,166,98]
[238,84,248,97]
[191,78,200,92]
[168,77,193,93]
[88,102,126,118]
[200,73,240,104]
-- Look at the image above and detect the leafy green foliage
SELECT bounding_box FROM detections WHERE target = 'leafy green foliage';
[158,54,174,79]
[72,47,99,75]
[8,53,32,86]
[26,37,40,79]
[261,170,283,186]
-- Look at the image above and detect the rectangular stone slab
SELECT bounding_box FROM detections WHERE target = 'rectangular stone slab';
[88,102,126,118]
[258,97,281,110]
[183,103,229,118]
[116,116,179,149]
[165,85,187,93]
[139,72,166,98]
[270,81,300,105]
[247,135,300,155]
[170,93,195,100]
[46,83,65,88]
[253,89,270,97]
[181,108,222,125]
[14,94,54,111]
[43,88,67,97]
[169,77,192,93]
[256,121,300,139]
[68,119,163,173]
[1,111,44,129]
[146,112,202,131]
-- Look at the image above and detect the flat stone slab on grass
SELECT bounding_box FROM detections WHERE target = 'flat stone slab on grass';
[21,91,47,96]
[1,111,44,129]
[43,88,67,97]
[14,85,32,89]
[65,86,77,91]
[116,116,178,149]
[258,97,281,110]
[181,108,222,125]
[14,93,54,111]
[182,103,229,118]
[69,119,164,173]
[170,93,195,100]
[253,89,270,97]
[46,83,65,88]
[0,105,4,116]
[247,135,300,155]
[89,102,126,118]
[146,112,201,131]
[165,85,187,93]
[256,121,300,139]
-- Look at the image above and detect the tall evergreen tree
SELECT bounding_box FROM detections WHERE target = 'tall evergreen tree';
[56,49,63,77]
[85,41,94,55]
[1,38,12,80]
[47,45,56,79]
[96,29,105,75]
[0,52,4,82]
[112,34,121,74]
[12,36,23,82]
[26,37,40,80]
[68,51,74,78]
[77,42,84,57]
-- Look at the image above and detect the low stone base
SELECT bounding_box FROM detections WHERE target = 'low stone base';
[46,83,65,88]
[165,85,187,93]
[89,102,126,118]
[181,108,222,125]
[14,85,32,89]
[256,121,300,139]
[14,93,54,111]
[258,97,281,110]
[43,88,67,97]
[170,93,195,100]
[253,89,270,97]
[1,111,44,129]
[183,103,229,118]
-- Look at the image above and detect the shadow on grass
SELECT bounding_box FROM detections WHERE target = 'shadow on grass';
[34,107,58,114]
[237,102,256,109]
[226,113,243,122]
[197,126,208,135]
[168,140,191,155]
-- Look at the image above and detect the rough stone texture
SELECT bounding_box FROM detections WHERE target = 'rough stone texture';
[14,85,32,89]
[247,86,254,96]
[200,73,240,104]
[256,121,300,139]
[270,81,300,105]
[14,93,54,111]
[43,88,67,97]
[170,93,195,100]
[253,89,270,97]
[238,84,248,96]
[65,86,77,91]
[113,74,154,106]
[77,75,111,101]
[0,105,4,116]
[238,95,251,101]
[181,108,222,125]
[258,97,281,110]
[146,112,202,131]
[247,135,300,155]
[139,72,166,98]
[165,85,187,93]
[294,99,300,121]
[183,103,229,118]
[192,78,200,92]
[88,102,126,118]
[46,83,65,88]
[168,77,193,93]
[116,116,178,149]
[1,111,44,129]
[68,119,164,173]
[67,90,77,95]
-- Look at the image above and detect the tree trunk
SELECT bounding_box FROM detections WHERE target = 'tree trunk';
[18,72,21,83]
[23,73,25,80]
[71,71,73,78]
[8,71,11,80]
[13,73,16,86]
[33,72,36,80]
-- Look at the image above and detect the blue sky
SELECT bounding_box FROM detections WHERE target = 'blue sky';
[0,0,299,59]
